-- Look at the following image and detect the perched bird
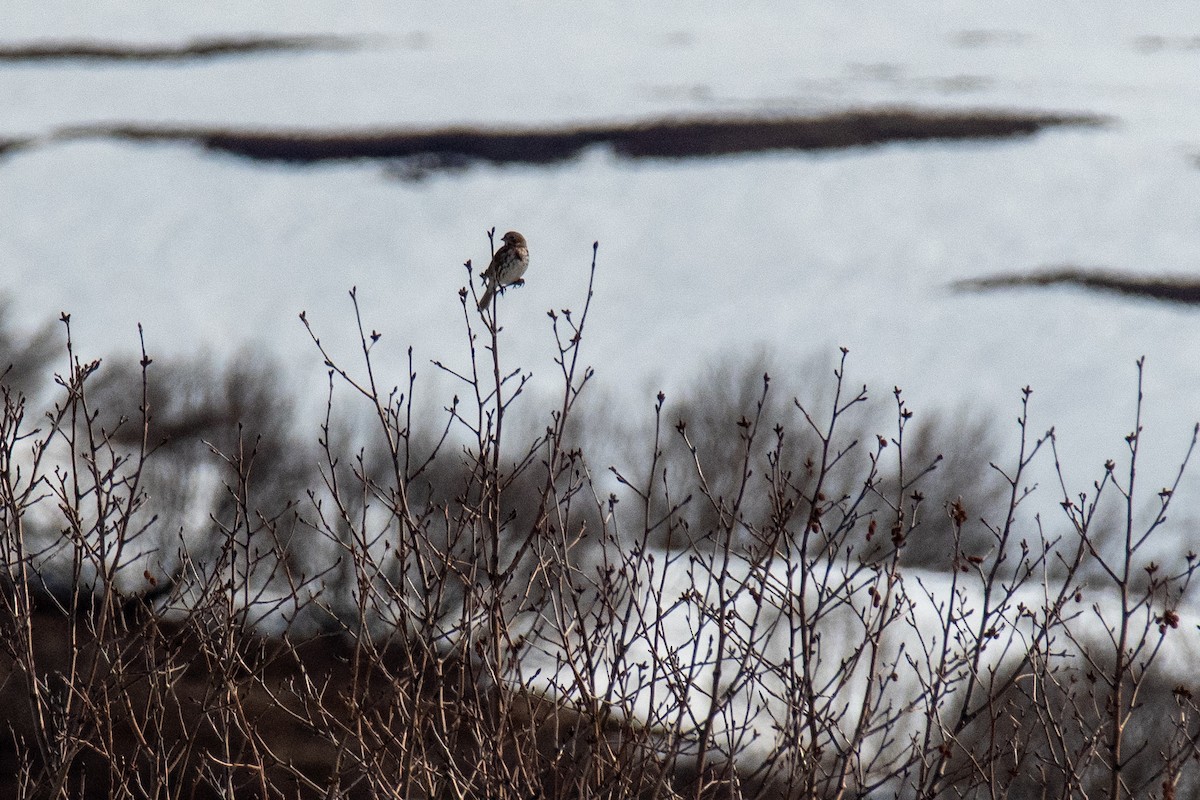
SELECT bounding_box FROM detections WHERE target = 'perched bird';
[477,231,530,310]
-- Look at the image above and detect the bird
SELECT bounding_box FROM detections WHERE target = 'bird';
[477,231,530,310]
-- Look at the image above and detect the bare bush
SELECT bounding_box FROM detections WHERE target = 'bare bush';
[0,238,1198,800]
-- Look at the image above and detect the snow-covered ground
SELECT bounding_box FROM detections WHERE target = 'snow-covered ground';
[3,2,1200,524]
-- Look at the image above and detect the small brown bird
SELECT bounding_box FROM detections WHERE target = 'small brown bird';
[477,231,530,310]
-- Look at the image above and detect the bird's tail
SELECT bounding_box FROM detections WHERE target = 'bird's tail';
[477,281,496,311]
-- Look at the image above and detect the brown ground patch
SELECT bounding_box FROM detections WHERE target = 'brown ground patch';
[0,137,29,157]
[0,34,364,62]
[953,266,1200,305]
[56,108,1105,166]
[0,591,683,800]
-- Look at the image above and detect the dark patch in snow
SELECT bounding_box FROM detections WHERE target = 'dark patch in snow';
[54,108,1106,167]
[954,267,1200,305]
[0,137,32,158]
[1132,34,1200,53]
[0,34,365,63]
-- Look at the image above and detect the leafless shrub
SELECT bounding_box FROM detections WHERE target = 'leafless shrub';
[0,240,1198,800]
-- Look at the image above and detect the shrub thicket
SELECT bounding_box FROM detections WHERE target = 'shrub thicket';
[1,238,1199,799]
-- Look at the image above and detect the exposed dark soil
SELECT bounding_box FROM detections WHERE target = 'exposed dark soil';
[0,588,720,800]
[59,108,1105,166]
[0,34,364,62]
[0,137,29,157]
[953,266,1200,305]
